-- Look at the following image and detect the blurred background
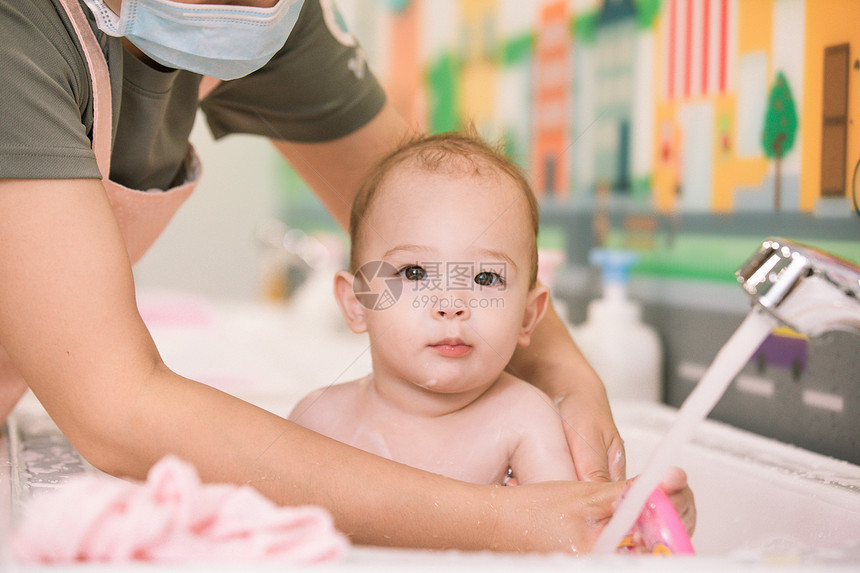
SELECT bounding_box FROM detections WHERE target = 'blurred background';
[133,0,859,463]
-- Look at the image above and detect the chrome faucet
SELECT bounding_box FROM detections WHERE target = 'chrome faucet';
[736,238,860,337]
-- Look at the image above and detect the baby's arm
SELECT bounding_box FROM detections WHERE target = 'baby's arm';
[507,384,578,485]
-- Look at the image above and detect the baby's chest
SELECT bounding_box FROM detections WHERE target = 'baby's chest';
[362,421,516,485]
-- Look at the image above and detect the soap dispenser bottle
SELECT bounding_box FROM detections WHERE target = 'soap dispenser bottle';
[571,249,662,402]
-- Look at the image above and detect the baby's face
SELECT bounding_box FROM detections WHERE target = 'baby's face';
[353,165,539,395]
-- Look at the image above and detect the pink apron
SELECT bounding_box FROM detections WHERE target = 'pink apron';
[60,0,201,264]
[0,0,205,419]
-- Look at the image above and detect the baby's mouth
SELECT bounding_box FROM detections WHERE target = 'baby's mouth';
[429,338,472,357]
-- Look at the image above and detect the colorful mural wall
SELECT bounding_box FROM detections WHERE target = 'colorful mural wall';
[282,0,859,280]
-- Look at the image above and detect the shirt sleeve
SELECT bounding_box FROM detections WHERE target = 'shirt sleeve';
[0,0,100,180]
[199,0,387,143]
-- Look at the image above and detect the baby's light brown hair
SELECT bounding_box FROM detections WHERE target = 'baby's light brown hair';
[349,131,540,286]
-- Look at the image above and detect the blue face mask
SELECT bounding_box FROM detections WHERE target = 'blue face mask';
[82,0,305,80]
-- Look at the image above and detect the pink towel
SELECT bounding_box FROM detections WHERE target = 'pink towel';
[12,456,349,564]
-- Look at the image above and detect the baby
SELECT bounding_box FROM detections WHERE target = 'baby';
[289,132,577,485]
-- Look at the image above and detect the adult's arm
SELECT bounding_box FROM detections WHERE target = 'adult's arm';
[0,176,646,552]
[270,105,626,482]
[269,100,410,230]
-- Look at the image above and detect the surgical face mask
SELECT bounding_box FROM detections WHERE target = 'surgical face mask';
[82,0,305,80]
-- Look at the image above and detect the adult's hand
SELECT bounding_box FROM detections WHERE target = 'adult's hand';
[556,385,626,482]
[503,467,694,553]
[488,466,693,553]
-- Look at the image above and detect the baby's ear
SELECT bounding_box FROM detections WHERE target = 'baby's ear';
[517,283,550,346]
[334,270,368,333]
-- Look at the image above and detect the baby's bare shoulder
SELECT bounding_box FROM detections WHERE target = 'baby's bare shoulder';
[288,379,365,422]
[485,373,558,412]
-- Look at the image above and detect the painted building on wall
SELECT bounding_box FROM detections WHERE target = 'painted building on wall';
[284,0,858,273]
[800,0,859,214]
[397,0,856,216]
[648,0,859,216]
[652,0,744,213]
[592,0,637,193]
[385,0,425,129]
[532,1,572,198]
[459,0,500,137]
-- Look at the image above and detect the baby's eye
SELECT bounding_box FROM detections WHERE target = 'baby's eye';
[397,264,427,281]
[474,271,504,287]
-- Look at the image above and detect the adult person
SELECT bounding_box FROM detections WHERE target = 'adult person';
[0,0,692,552]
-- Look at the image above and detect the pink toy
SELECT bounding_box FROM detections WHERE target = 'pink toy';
[617,487,695,555]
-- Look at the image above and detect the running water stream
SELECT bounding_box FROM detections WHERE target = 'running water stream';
[592,308,780,555]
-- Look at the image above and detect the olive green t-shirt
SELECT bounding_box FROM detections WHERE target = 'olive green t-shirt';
[0,0,386,190]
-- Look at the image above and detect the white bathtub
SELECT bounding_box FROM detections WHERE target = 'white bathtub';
[2,293,859,571]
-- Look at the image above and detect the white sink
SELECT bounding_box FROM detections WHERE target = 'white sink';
[2,293,858,571]
[613,401,860,559]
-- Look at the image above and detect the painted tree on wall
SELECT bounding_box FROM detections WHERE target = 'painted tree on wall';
[761,71,798,211]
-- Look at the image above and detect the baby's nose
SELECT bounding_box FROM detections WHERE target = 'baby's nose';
[435,308,467,319]
[433,298,470,320]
